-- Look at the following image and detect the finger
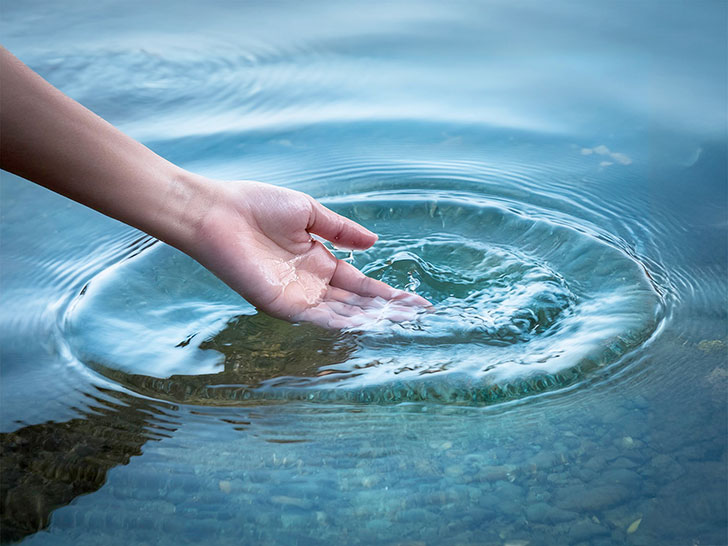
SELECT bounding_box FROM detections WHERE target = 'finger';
[331,298,424,327]
[326,287,426,322]
[296,296,428,330]
[294,304,370,330]
[375,301,423,323]
[326,286,385,309]
[389,290,433,308]
[307,199,378,250]
[330,261,432,307]
[330,260,400,299]
[324,300,364,318]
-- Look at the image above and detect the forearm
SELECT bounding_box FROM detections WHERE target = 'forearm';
[0,46,208,249]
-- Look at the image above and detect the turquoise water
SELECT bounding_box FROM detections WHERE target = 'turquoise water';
[1,1,726,544]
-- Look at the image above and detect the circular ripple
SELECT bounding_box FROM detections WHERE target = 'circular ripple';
[359,236,574,345]
[62,189,662,405]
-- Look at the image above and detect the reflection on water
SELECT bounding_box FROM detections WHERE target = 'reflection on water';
[199,314,357,383]
[87,315,359,405]
[1,0,726,544]
[0,388,178,543]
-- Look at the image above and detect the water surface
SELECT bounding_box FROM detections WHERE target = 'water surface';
[1,1,726,545]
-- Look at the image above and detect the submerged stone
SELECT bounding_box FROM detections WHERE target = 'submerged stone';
[555,484,631,512]
[525,502,578,524]
[568,519,610,542]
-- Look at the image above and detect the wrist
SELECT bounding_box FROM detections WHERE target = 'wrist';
[152,169,220,252]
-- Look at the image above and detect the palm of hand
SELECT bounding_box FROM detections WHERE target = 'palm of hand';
[194,181,429,329]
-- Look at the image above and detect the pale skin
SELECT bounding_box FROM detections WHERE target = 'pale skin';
[0,47,429,328]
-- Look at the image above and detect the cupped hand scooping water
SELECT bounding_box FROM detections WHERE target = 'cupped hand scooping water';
[185,179,430,328]
[0,47,430,328]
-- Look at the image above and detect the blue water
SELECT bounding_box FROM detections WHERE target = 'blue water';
[1,1,726,544]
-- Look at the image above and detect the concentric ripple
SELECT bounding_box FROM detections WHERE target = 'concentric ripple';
[62,182,663,406]
[357,234,574,345]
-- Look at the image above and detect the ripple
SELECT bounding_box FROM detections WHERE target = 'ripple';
[24,39,335,138]
[62,180,663,406]
[24,33,566,146]
[358,235,574,345]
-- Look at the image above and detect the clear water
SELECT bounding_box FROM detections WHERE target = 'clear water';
[1,1,726,545]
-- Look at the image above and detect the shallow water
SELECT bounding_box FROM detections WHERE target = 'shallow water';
[1,1,726,545]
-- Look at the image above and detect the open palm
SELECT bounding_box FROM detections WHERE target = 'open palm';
[190,180,429,328]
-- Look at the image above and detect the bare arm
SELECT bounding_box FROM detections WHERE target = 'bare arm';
[0,47,427,328]
[0,45,208,249]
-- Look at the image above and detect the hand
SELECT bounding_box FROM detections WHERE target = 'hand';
[0,48,429,328]
[187,179,430,328]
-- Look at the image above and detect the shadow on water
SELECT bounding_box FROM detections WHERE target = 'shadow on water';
[85,314,361,405]
[81,313,652,408]
[0,388,179,543]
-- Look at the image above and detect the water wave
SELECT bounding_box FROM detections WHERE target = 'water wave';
[62,170,664,406]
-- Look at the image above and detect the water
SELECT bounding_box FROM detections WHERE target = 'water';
[1,1,726,545]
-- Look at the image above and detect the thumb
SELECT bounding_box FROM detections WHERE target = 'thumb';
[307,199,378,250]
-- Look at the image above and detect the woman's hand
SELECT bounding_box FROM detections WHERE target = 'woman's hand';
[186,179,430,329]
[0,47,429,328]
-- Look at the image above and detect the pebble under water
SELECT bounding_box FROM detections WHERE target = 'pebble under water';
[1,1,726,545]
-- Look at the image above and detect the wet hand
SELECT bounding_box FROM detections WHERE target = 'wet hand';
[189,179,430,329]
